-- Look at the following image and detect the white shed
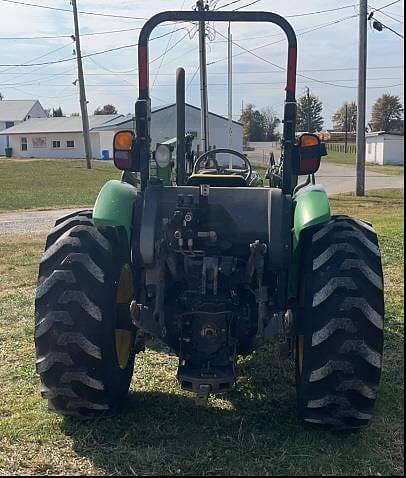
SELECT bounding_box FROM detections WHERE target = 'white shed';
[365,132,404,165]
[94,103,243,158]
[0,100,47,156]
[0,115,120,159]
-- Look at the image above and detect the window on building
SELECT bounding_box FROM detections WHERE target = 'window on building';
[67,140,75,148]
[21,137,27,151]
[32,137,46,148]
[52,140,61,148]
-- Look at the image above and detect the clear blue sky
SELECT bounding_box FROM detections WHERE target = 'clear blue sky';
[0,0,404,128]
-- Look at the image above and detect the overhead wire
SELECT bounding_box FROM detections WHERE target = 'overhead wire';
[152,0,188,91]
[0,27,190,68]
[207,14,358,67]
[0,27,143,41]
[211,27,375,89]
[0,0,147,20]
[233,0,263,11]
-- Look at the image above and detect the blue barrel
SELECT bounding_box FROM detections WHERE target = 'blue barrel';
[102,150,110,160]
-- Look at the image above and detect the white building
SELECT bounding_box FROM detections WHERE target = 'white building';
[0,115,120,159]
[94,103,243,157]
[365,132,404,165]
[0,100,46,156]
[1,104,243,160]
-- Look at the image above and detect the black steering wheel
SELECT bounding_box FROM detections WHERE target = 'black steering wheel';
[193,148,252,182]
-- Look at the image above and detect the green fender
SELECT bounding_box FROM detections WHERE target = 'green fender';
[93,180,138,243]
[289,184,331,298]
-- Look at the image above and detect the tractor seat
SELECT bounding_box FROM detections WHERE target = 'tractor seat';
[187,174,248,187]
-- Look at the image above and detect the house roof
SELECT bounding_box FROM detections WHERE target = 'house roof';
[0,100,39,122]
[0,114,121,135]
[154,103,243,126]
[93,103,243,131]
[366,131,404,138]
[93,114,133,130]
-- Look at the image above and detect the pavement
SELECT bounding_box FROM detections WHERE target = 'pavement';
[314,162,404,195]
[0,162,403,235]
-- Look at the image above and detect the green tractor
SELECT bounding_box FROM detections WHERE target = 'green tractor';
[35,10,384,430]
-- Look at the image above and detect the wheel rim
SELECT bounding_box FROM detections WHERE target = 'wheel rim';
[297,335,304,375]
[115,264,134,369]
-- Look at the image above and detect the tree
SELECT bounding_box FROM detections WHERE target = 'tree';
[332,101,357,132]
[239,104,281,142]
[52,107,64,117]
[94,104,118,115]
[296,91,324,133]
[70,112,80,116]
[261,107,281,141]
[370,94,403,132]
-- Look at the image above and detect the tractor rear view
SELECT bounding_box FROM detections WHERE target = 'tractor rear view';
[34,9,384,430]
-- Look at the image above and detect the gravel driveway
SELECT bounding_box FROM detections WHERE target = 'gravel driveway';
[0,163,403,235]
[0,208,77,235]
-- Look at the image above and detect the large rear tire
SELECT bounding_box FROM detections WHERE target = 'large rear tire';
[296,215,384,430]
[35,212,136,417]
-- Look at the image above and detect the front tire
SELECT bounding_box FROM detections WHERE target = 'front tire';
[35,213,136,417]
[296,215,384,430]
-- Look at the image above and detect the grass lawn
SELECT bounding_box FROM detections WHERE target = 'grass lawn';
[325,151,404,176]
[0,188,403,476]
[0,159,120,212]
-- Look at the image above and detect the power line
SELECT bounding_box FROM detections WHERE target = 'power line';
[211,27,371,89]
[3,78,402,87]
[0,0,147,20]
[376,9,404,23]
[370,14,404,37]
[215,1,358,17]
[207,14,358,67]
[0,42,72,75]
[0,65,402,76]
[233,0,262,11]
[0,27,143,40]
[0,28,189,68]
[373,0,401,11]
[152,0,187,91]
[285,4,357,18]
[215,0,245,10]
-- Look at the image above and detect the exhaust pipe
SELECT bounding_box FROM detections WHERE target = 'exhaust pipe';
[176,67,186,185]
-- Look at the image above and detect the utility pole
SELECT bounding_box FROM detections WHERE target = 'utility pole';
[228,22,233,167]
[197,0,209,152]
[72,0,92,169]
[306,87,311,133]
[345,102,348,154]
[356,0,368,196]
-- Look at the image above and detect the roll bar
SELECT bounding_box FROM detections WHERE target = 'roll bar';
[135,11,298,193]
[138,11,297,101]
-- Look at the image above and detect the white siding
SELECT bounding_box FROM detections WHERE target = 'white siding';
[26,101,47,120]
[0,101,46,155]
[0,120,19,156]
[8,132,102,159]
[383,136,404,165]
[151,105,243,152]
[99,130,115,159]
[366,136,384,165]
[366,134,404,165]
[0,121,7,155]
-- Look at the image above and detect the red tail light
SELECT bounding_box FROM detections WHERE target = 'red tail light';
[293,133,327,175]
[113,131,140,171]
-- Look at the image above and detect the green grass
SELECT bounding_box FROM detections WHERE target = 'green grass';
[325,151,404,176]
[0,189,403,475]
[0,159,120,211]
